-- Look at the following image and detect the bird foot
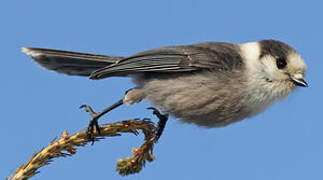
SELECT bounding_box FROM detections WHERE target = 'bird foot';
[79,104,102,144]
[147,107,169,143]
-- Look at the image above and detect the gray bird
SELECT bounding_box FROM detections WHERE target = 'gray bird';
[22,40,307,137]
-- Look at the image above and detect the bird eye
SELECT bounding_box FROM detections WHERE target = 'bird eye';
[276,57,287,69]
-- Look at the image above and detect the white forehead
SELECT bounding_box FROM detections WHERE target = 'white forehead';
[287,51,307,74]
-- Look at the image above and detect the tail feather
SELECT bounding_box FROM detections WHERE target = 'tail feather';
[22,47,123,76]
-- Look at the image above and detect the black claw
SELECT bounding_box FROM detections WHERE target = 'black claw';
[81,104,102,144]
[86,117,101,145]
[80,104,96,116]
[146,107,158,116]
[147,107,169,143]
[147,107,157,110]
[80,99,123,144]
[79,104,86,109]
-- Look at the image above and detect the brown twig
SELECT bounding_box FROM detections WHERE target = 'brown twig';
[7,119,157,180]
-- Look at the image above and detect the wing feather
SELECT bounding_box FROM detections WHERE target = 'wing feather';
[88,42,242,79]
[89,47,208,79]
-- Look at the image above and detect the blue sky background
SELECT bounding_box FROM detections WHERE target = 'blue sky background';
[1,0,322,179]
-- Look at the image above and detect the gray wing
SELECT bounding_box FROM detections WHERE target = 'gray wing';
[89,42,243,79]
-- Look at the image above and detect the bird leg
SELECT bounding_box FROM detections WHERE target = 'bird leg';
[147,107,169,142]
[80,99,124,142]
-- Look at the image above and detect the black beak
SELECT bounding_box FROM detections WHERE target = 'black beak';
[290,77,308,87]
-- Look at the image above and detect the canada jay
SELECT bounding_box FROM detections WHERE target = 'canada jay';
[22,40,307,137]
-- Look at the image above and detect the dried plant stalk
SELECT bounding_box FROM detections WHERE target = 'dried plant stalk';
[7,119,157,180]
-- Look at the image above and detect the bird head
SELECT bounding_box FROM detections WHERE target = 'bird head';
[258,40,307,88]
[240,40,308,102]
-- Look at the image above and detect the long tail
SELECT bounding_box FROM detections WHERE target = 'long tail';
[22,47,124,76]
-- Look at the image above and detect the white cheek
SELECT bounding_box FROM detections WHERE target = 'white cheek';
[260,55,280,80]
